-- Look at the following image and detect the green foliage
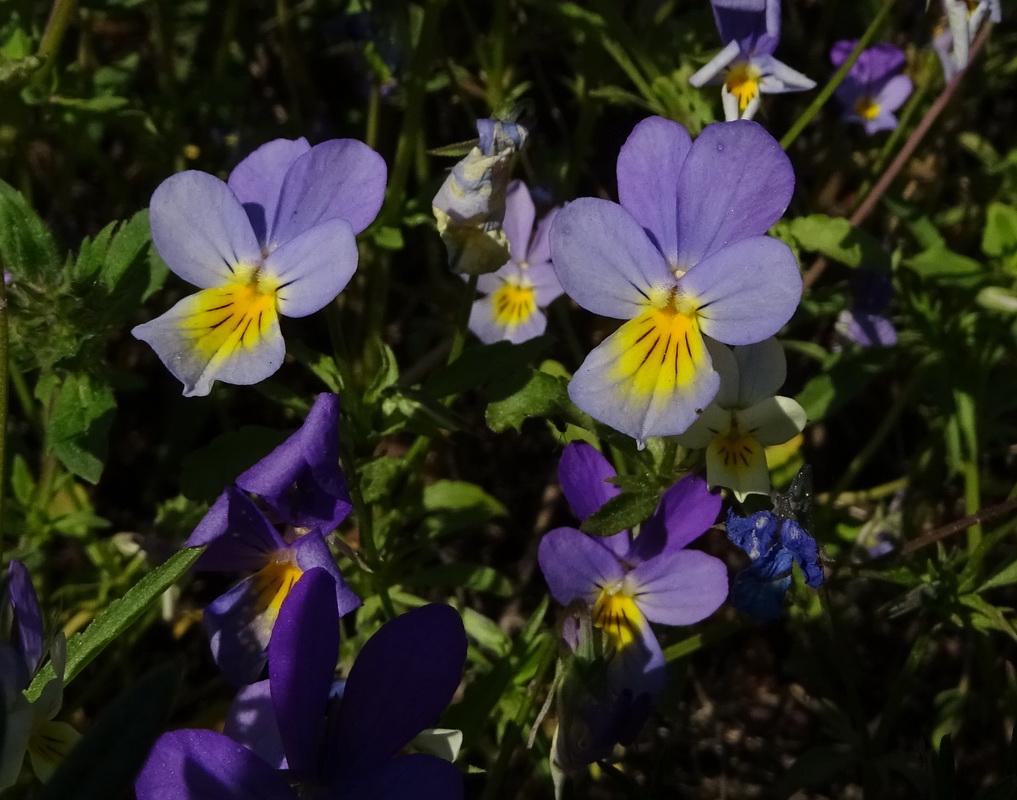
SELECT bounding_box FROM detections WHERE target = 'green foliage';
[47,371,116,484]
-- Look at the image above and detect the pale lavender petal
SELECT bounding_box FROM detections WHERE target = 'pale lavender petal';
[502,181,536,262]
[557,442,620,522]
[291,534,362,617]
[269,568,339,779]
[863,114,899,135]
[680,236,802,345]
[188,488,285,572]
[270,139,387,244]
[467,295,546,344]
[876,74,913,113]
[205,579,274,686]
[630,550,729,625]
[475,261,518,296]
[756,57,817,94]
[630,475,721,562]
[6,560,43,675]
[526,260,564,306]
[616,117,692,265]
[228,138,311,245]
[150,172,262,289]
[337,754,463,800]
[550,198,674,319]
[526,206,560,265]
[688,40,741,88]
[224,681,286,770]
[263,218,358,318]
[330,605,467,779]
[537,527,624,606]
[135,729,296,800]
[674,121,794,268]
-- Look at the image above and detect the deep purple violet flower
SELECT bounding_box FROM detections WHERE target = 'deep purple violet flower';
[133,136,387,396]
[136,569,467,800]
[689,0,815,121]
[835,272,898,347]
[831,41,913,135]
[549,116,802,445]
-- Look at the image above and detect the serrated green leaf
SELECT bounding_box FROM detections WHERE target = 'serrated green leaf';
[0,179,60,282]
[179,426,288,503]
[27,546,204,701]
[485,369,570,433]
[789,214,889,270]
[49,373,117,483]
[361,456,406,505]
[580,490,659,537]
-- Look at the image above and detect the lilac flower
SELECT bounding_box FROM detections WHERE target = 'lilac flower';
[835,272,897,347]
[550,116,802,445]
[0,561,79,788]
[467,181,563,344]
[934,0,1001,80]
[136,570,467,800]
[676,338,806,500]
[538,443,727,700]
[689,0,815,121]
[133,137,387,396]
[432,118,527,275]
[830,41,913,135]
[185,394,360,684]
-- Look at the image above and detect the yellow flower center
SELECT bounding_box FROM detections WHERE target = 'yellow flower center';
[491,281,537,327]
[592,585,642,649]
[708,427,764,475]
[251,555,304,617]
[854,96,882,121]
[725,61,761,112]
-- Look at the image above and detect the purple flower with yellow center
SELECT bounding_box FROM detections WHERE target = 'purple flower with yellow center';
[136,570,467,799]
[689,0,815,121]
[133,137,386,396]
[934,0,1001,80]
[831,41,913,135]
[676,338,806,501]
[468,181,563,344]
[550,116,802,445]
[185,394,360,685]
[538,442,728,697]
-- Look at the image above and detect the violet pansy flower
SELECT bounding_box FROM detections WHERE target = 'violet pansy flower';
[835,271,897,347]
[550,116,802,445]
[831,41,913,135]
[136,570,467,800]
[689,0,815,121]
[538,443,728,699]
[468,181,563,344]
[934,0,1000,81]
[133,137,386,396]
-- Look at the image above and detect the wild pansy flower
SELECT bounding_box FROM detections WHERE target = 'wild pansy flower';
[689,0,815,121]
[0,561,79,788]
[835,272,897,347]
[185,394,360,685]
[550,116,802,445]
[726,468,822,619]
[432,118,527,275]
[676,338,806,501]
[467,180,563,344]
[136,569,467,800]
[934,0,1000,80]
[133,137,386,396]
[538,443,727,700]
[831,41,913,135]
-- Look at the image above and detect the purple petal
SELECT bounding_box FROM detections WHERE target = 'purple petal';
[674,121,794,268]
[829,39,856,69]
[527,206,560,265]
[526,260,564,306]
[336,754,463,800]
[135,729,296,800]
[502,181,536,262]
[264,218,359,318]
[291,534,362,617]
[205,579,274,686]
[616,117,692,266]
[557,442,620,521]
[630,475,721,562]
[228,138,311,245]
[188,488,286,572]
[876,74,913,113]
[224,680,287,770]
[329,605,467,779]
[679,236,802,345]
[149,172,262,289]
[711,0,773,45]
[550,198,674,319]
[837,308,897,347]
[606,618,666,701]
[6,560,43,675]
[269,568,339,779]
[537,527,624,606]
[236,393,352,533]
[270,139,387,245]
[630,550,729,625]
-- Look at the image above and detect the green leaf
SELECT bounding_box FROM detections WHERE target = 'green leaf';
[485,369,570,433]
[402,563,513,596]
[0,179,60,281]
[903,245,983,287]
[789,214,890,270]
[423,480,507,516]
[38,661,181,800]
[361,456,406,505]
[27,546,204,701]
[580,490,659,537]
[48,94,130,112]
[983,202,1017,261]
[179,426,288,503]
[424,337,548,398]
[795,350,889,421]
[980,560,1017,593]
[288,340,343,392]
[49,372,117,483]
[365,342,400,405]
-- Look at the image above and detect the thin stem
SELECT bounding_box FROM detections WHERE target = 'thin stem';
[36,0,79,78]
[899,497,1017,557]
[779,0,898,151]
[447,273,478,366]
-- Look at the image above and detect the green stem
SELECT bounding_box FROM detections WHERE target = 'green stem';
[954,387,982,552]
[658,437,678,482]
[35,0,79,79]
[871,629,932,750]
[779,0,898,151]
[447,273,478,366]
